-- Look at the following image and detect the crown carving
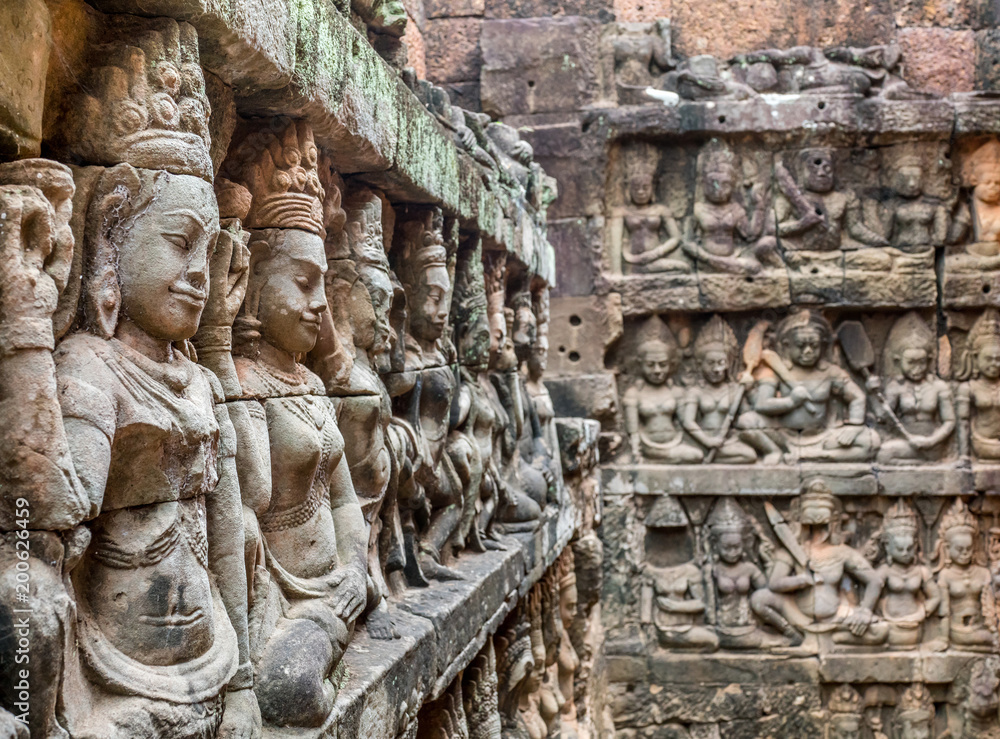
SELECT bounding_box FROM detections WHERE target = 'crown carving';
[62,16,212,180]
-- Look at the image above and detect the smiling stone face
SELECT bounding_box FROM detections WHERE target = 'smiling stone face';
[117,173,219,343]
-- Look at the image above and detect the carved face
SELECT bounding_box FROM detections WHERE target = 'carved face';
[800,500,834,527]
[886,529,916,566]
[716,531,744,565]
[629,174,654,206]
[410,264,450,343]
[783,327,823,369]
[117,174,218,342]
[360,267,393,364]
[699,347,729,385]
[899,348,930,383]
[805,152,834,194]
[528,336,548,379]
[256,230,329,355]
[976,339,1000,380]
[973,168,1000,206]
[894,165,923,199]
[897,718,932,739]
[828,717,861,739]
[559,582,578,626]
[946,529,975,567]
[639,345,672,386]
[512,301,537,355]
[703,167,734,204]
[457,307,491,368]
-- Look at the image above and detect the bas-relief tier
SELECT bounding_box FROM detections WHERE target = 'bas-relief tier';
[0,8,606,739]
[606,136,1000,313]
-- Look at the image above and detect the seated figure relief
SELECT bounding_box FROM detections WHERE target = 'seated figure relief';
[681,141,782,275]
[742,310,878,464]
[933,498,998,652]
[640,558,720,651]
[608,148,690,275]
[623,317,704,464]
[222,119,369,729]
[957,309,1000,462]
[949,140,1000,272]
[867,500,942,649]
[878,151,950,249]
[761,480,889,648]
[874,312,956,465]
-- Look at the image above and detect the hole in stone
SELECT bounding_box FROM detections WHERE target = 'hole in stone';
[558,345,567,353]
[818,100,826,109]
[718,115,726,123]
[745,276,754,283]
[527,80,536,88]
[815,207,822,215]
[810,267,819,274]
[569,314,582,326]
[984,284,992,294]
[569,351,581,362]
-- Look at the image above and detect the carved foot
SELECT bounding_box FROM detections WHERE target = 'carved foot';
[366,603,400,640]
[419,555,465,582]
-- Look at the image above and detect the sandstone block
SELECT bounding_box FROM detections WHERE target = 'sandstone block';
[424,17,483,84]
[898,27,976,95]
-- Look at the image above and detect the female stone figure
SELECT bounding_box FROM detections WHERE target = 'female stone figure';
[609,150,689,274]
[640,557,720,651]
[681,141,781,275]
[225,119,368,727]
[880,153,949,248]
[951,140,1000,272]
[680,315,760,463]
[0,18,260,737]
[892,684,936,739]
[704,498,801,647]
[869,500,941,649]
[623,317,704,464]
[934,498,997,651]
[957,309,1000,462]
[875,312,956,464]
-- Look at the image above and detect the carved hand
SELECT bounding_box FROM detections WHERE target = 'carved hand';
[836,425,863,447]
[202,227,251,329]
[218,688,262,739]
[327,566,368,623]
[0,187,60,323]
[788,385,812,407]
[843,606,874,636]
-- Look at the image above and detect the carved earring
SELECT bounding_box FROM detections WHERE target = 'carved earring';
[92,267,121,338]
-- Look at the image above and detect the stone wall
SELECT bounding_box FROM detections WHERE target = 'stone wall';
[0,1,607,738]
[418,0,1000,735]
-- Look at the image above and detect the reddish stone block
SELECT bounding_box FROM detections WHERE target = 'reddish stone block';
[424,17,483,84]
[898,27,975,95]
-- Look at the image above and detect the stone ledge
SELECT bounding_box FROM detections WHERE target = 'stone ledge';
[582,95,1000,141]
[324,502,577,739]
[601,463,1000,496]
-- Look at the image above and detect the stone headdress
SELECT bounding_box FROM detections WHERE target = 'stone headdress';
[827,684,862,732]
[934,498,985,570]
[700,139,736,177]
[62,16,212,181]
[882,312,935,380]
[222,118,326,238]
[634,314,680,375]
[59,18,217,338]
[957,309,1000,380]
[624,142,658,184]
[693,314,739,377]
[893,684,934,727]
[867,499,921,563]
[393,207,448,295]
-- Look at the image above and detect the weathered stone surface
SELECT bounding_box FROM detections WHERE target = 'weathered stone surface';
[484,0,614,22]
[548,294,623,374]
[547,218,603,297]
[519,116,606,219]
[481,17,602,118]
[424,17,483,84]
[898,27,976,94]
[426,0,484,18]
[976,29,1000,91]
[612,0,672,23]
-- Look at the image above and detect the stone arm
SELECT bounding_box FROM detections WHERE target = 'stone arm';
[752,378,805,417]
[956,382,972,460]
[937,570,951,619]
[327,453,369,624]
[680,392,721,449]
[767,554,812,593]
[921,566,942,618]
[0,186,90,532]
[845,198,890,246]
[925,382,957,448]
[207,402,255,693]
[844,549,883,614]
[738,187,769,242]
[833,373,868,425]
[623,386,641,457]
[948,201,971,245]
[933,204,950,246]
